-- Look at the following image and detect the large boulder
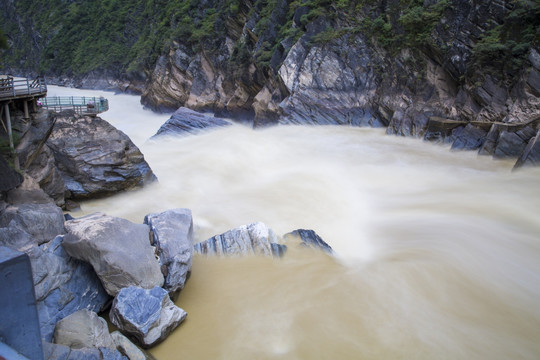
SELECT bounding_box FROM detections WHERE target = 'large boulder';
[283,229,334,254]
[63,213,164,296]
[43,342,127,360]
[144,208,193,295]
[194,222,286,257]
[53,309,115,349]
[152,107,231,138]
[0,202,65,245]
[31,236,110,342]
[110,286,187,348]
[46,112,156,200]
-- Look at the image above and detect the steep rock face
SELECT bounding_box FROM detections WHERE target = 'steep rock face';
[46,111,156,199]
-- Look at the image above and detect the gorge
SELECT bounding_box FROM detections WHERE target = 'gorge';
[51,85,540,359]
[1,0,540,358]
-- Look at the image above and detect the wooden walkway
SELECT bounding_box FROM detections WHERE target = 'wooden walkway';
[0,76,47,101]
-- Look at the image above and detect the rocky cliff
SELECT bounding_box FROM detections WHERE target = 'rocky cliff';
[2,0,539,164]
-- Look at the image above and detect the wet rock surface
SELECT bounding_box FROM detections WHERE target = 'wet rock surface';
[152,107,231,138]
[110,286,187,348]
[194,222,286,257]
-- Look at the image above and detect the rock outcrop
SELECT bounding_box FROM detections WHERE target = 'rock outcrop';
[152,107,231,138]
[194,222,286,257]
[283,229,333,254]
[46,111,156,199]
[63,213,164,296]
[0,154,23,192]
[144,208,194,295]
[110,286,187,348]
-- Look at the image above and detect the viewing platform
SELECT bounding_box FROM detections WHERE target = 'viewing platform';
[40,96,109,116]
[0,75,47,101]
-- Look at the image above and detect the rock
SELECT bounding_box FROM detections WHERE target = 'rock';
[514,129,540,169]
[44,342,128,360]
[0,202,65,245]
[144,209,193,294]
[63,213,164,296]
[0,154,23,192]
[109,286,187,348]
[111,331,157,360]
[152,107,231,138]
[16,110,66,206]
[31,236,110,342]
[43,341,71,360]
[283,229,333,254]
[46,112,156,200]
[53,309,115,349]
[451,124,488,151]
[6,174,54,205]
[194,222,286,257]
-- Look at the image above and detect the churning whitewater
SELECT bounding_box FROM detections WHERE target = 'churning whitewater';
[49,85,540,360]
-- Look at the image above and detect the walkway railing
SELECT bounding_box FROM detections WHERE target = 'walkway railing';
[40,96,109,115]
[0,75,47,100]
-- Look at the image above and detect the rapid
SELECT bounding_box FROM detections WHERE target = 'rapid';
[48,85,540,360]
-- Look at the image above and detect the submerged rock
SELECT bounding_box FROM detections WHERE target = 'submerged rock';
[47,112,156,200]
[283,229,333,254]
[63,213,164,296]
[194,222,286,257]
[152,107,231,138]
[144,208,193,295]
[110,286,187,348]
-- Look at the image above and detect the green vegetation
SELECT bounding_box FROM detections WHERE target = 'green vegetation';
[0,29,8,50]
[472,0,540,76]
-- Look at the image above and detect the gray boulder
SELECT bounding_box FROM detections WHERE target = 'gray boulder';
[46,112,156,200]
[63,213,164,296]
[283,229,333,254]
[110,286,187,348]
[194,222,286,257]
[0,202,65,245]
[53,309,115,349]
[144,208,193,294]
[152,107,231,138]
[31,236,110,342]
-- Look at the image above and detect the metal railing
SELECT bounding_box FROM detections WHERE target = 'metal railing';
[0,75,47,99]
[40,96,109,114]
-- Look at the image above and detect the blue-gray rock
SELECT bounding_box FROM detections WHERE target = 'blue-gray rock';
[53,309,115,350]
[152,107,231,138]
[109,286,187,348]
[144,208,193,294]
[63,213,164,296]
[194,222,285,257]
[0,203,65,245]
[43,342,71,360]
[451,124,488,151]
[283,229,333,254]
[31,236,110,342]
[514,129,540,169]
[0,154,23,192]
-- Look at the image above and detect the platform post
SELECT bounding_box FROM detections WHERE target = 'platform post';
[4,102,19,171]
[23,100,30,119]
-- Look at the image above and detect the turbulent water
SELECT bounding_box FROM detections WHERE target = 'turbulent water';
[49,86,540,360]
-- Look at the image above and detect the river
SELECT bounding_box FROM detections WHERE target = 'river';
[48,85,540,359]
